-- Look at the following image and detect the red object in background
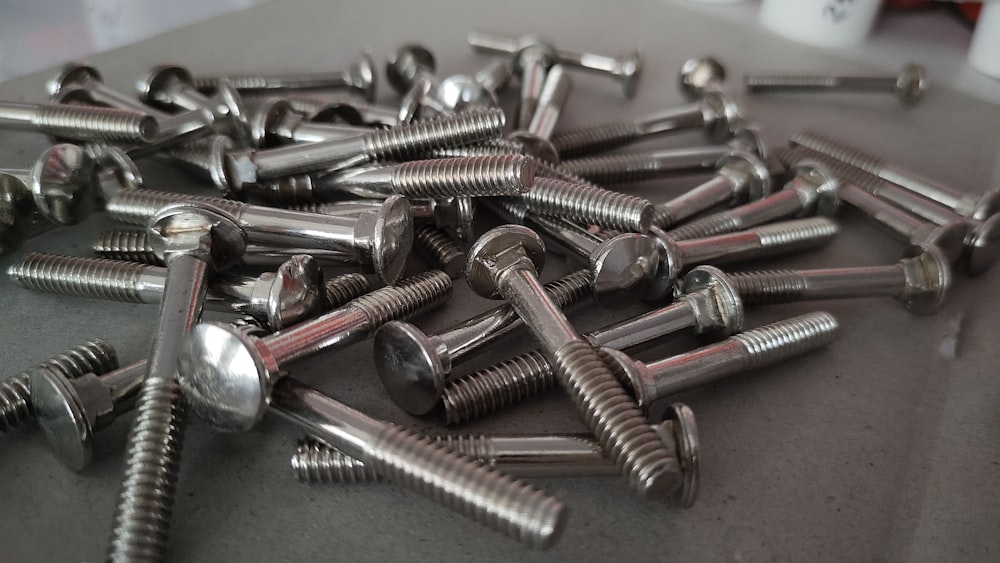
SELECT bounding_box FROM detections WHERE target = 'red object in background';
[955,3,982,23]
[884,0,934,8]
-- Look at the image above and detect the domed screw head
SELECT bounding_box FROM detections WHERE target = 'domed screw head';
[138,64,196,106]
[373,322,446,416]
[507,131,560,164]
[588,233,660,307]
[678,56,725,101]
[465,225,546,299]
[47,62,103,97]
[31,370,106,471]
[30,143,138,226]
[660,403,699,508]
[349,52,378,102]
[716,151,773,204]
[788,160,843,217]
[437,75,499,112]
[895,63,927,106]
[898,243,951,315]
[680,265,745,341]
[971,189,1000,222]
[147,202,247,269]
[701,91,741,143]
[353,195,414,285]
[248,98,293,148]
[386,44,437,95]
[260,254,325,330]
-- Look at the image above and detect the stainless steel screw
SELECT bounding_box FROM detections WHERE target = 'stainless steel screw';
[745,63,927,106]
[320,272,370,309]
[508,64,572,163]
[442,265,743,424]
[107,202,248,562]
[0,340,118,433]
[248,98,369,148]
[295,197,476,241]
[415,225,466,279]
[0,101,158,143]
[166,134,233,191]
[373,269,593,416]
[678,56,726,100]
[276,94,401,127]
[269,377,567,548]
[436,61,510,113]
[385,44,448,119]
[605,311,840,415]
[176,270,452,432]
[520,176,654,232]
[464,225,680,500]
[192,52,377,101]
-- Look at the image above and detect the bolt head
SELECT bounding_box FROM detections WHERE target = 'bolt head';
[350,51,378,102]
[87,144,144,195]
[213,80,253,147]
[29,143,105,225]
[972,189,1000,222]
[437,75,499,112]
[511,42,557,76]
[31,369,99,472]
[728,123,768,161]
[662,403,699,508]
[895,63,927,106]
[789,159,843,217]
[700,91,741,143]
[266,254,325,330]
[589,233,660,307]
[465,225,546,299]
[643,227,683,302]
[507,132,560,164]
[386,44,437,95]
[146,202,247,268]
[962,213,1000,276]
[178,321,276,432]
[717,150,773,204]
[138,64,194,105]
[916,219,967,265]
[353,195,414,285]
[47,62,102,97]
[678,56,724,101]
[0,173,38,255]
[249,98,293,148]
[681,265,745,341]
[372,321,446,416]
[618,49,643,99]
[899,243,951,315]
[311,103,366,126]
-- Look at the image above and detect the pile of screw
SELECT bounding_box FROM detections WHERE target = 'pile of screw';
[0,30,993,560]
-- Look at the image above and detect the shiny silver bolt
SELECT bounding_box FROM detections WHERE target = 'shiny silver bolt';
[745,63,927,106]
[678,56,726,100]
[508,64,572,162]
[192,52,377,101]
[0,101,157,144]
[520,176,654,232]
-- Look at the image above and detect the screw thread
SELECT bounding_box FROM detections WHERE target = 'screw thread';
[323,273,371,309]
[391,155,535,197]
[293,440,381,483]
[651,206,676,230]
[33,105,158,143]
[93,230,162,265]
[8,253,152,303]
[665,212,743,241]
[363,108,505,161]
[744,75,840,91]
[550,122,643,159]
[789,130,883,175]
[0,377,31,432]
[560,153,664,185]
[730,311,840,369]
[725,270,809,305]
[255,175,318,206]
[347,270,453,328]
[166,135,232,190]
[754,217,839,251]
[107,188,244,226]
[367,423,565,549]
[544,269,594,306]
[443,350,554,425]
[523,177,653,232]
[415,225,466,279]
[192,75,270,91]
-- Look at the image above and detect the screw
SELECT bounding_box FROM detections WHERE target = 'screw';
[744,63,927,106]
[320,272,371,309]
[510,42,559,130]
[106,188,414,284]
[268,377,566,548]
[165,134,233,190]
[467,31,642,99]
[192,52,377,102]
[248,99,369,148]
[295,197,476,241]
[385,44,451,120]
[549,92,740,159]
[0,100,158,144]
[176,270,452,432]
[464,225,681,500]
[0,340,118,433]
[520,176,654,232]
[508,65,572,163]
[275,94,401,127]
[222,108,506,190]
[441,266,743,424]
[107,202,248,562]
[373,269,593,416]
[678,56,726,100]
[436,61,510,113]
[415,225,466,279]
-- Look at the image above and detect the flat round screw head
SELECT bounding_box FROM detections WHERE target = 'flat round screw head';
[663,403,699,508]
[146,202,248,269]
[437,75,499,112]
[681,265,745,341]
[0,173,37,254]
[962,213,1000,276]
[178,321,276,432]
[678,56,725,100]
[789,160,842,217]
[716,150,773,203]
[386,44,437,94]
[589,233,660,307]
[465,225,546,299]
[358,195,414,285]
[700,91,741,143]
[47,62,102,97]
[138,64,195,104]
[350,52,378,102]
[899,243,951,315]
[372,321,446,416]
[507,131,560,164]
[729,123,768,161]
[31,369,97,472]
[895,63,927,106]
[619,49,642,99]
[971,189,1000,222]
[266,254,325,330]
[511,42,558,76]
[29,143,103,225]
[917,219,968,266]
[249,98,292,147]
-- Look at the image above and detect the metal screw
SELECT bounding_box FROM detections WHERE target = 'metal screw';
[0,101,157,144]
[373,269,593,416]
[678,56,726,100]
[320,273,371,309]
[441,266,743,424]
[415,225,466,279]
[248,98,369,148]
[464,225,681,500]
[744,63,927,106]
[176,270,452,433]
[508,65,572,163]
[467,31,642,99]
[385,44,448,119]
[192,52,377,102]
[520,176,654,232]
[296,197,476,241]
[510,42,558,130]
[106,188,414,284]
[437,60,510,113]
[166,134,233,191]
[268,377,567,548]
[0,340,118,433]
[107,202,248,562]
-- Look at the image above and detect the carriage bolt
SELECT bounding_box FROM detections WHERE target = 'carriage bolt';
[467,31,642,99]
[296,197,476,241]
[436,60,511,112]
[0,101,157,144]
[385,44,451,120]
[107,202,248,562]
[520,176,654,232]
[292,402,699,506]
[511,42,559,130]
[415,225,466,279]
[464,225,680,501]
[176,270,452,432]
[550,92,740,159]
[373,269,592,416]
[726,243,951,315]
[106,188,413,284]
[268,378,566,548]
[666,162,841,241]
[191,52,377,101]
[650,151,772,229]
[166,134,233,190]
[508,65,572,163]
[0,340,118,433]
[441,266,742,424]
[791,130,1000,222]
[222,108,506,190]
[249,98,369,147]
[603,311,839,416]
[745,63,926,106]
[9,253,326,330]
[678,56,726,100]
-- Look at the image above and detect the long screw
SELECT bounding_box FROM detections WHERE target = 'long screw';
[508,64,572,162]
[519,176,654,232]
[441,266,743,424]
[415,225,466,279]
[269,377,567,548]
[107,202,248,562]
[192,52,377,101]
[464,225,681,500]
[744,63,927,106]
[0,340,118,433]
[0,101,157,143]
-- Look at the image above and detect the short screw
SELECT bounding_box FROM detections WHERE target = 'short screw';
[508,64,572,163]
[0,340,118,433]
[745,63,927,106]
[520,176,655,232]
[415,225,466,279]
[269,377,567,548]
[678,56,726,100]
[464,225,681,500]
[0,101,158,144]
[441,266,743,424]
[176,270,453,432]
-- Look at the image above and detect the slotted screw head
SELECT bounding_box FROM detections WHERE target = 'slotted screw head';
[354,194,414,285]
[717,150,773,203]
[465,225,546,299]
[262,254,325,330]
[386,44,437,94]
[680,265,745,341]
[147,202,248,268]
[678,56,725,100]
[30,143,134,225]
[895,63,928,105]
[900,243,951,315]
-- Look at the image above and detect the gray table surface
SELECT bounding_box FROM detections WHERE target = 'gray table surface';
[1,0,998,561]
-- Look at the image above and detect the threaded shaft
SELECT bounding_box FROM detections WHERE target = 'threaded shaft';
[744,75,840,91]
[347,270,452,328]
[93,231,162,265]
[651,206,675,230]
[550,122,643,159]
[789,130,883,174]
[725,270,809,305]
[523,177,653,232]
[192,75,271,91]
[8,253,153,303]
[367,423,565,549]
[755,217,839,251]
[107,188,243,226]
[363,108,505,161]
[560,153,664,185]
[255,175,317,206]
[665,212,743,241]
[390,155,534,197]
[543,269,593,307]
[443,351,554,425]
[293,440,381,483]
[0,376,32,433]
[166,135,232,190]
[415,225,466,279]
[33,105,158,143]
[730,312,840,369]
[323,273,371,309]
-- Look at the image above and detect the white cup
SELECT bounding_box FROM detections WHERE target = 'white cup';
[969,2,1000,79]
[759,0,884,49]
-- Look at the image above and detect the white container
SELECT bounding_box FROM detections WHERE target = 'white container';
[759,0,883,49]
[968,2,1000,79]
